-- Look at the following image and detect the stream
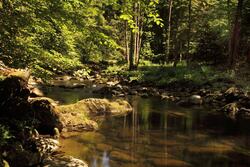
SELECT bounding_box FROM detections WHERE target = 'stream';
[41,84,250,167]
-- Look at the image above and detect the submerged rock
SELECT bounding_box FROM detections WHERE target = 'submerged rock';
[43,155,88,167]
[110,150,137,162]
[149,158,191,167]
[221,102,239,120]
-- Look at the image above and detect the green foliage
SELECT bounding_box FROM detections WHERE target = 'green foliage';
[103,64,127,75]
[112,61,234,86]
[0,125,12,146]
[195,29,227,64]
[0,0,122,80]
[73,68,91,79]
[0,0,249,78]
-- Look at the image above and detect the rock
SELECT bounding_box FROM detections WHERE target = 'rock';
[110,150,137,162]
[58,98,132,117]
[3,160,10,167]
[29,87,44,97]
[4,143,41,167]
[56,75,72,81]
[29,97,63,134]
[220,102,239,120]
[176,95,202,106]
[141,93,149,98]
[161,93,170,100]
[96,143,113,152]
[224,87,245,103]
[28,137,60,155]
[138,87,148,93]
[149,158,191,167]
[107,81,119,86]
[236,108,250,121]
[188,95,202,105]
[57,98,132,131]
[43,155,88,167]
[0,73,30,117]
[128,90,138,95]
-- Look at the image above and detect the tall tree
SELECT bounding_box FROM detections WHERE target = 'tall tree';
[228,0,244,67]
[165,0,173,63]
[187,0,192,58]
[120,0,162,70]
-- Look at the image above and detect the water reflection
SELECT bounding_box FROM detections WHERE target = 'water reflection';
[44,88,250,167]
[102,152,110,167]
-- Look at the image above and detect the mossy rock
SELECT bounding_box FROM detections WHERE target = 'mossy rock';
[58,98,132,117]
[57,98,132,131]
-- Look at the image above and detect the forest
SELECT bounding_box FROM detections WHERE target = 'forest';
[0,0,250,167]
[0,0,249,78]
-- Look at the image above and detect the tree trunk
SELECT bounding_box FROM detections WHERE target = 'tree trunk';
[165,0,173,63]
[135,2,142,68]
[134,2,140,67]
[125,21,129,63]
[129,1,143,70]
[228,0,244,68]
[187,0,192,58]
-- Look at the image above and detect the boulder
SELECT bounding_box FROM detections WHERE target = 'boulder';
[224,87,245,103]
[58,98,132,117]
[176,95,202,106]
[29,87,44,97]
[188,95,203,105]
[57,98,132,131]
[0,71,30,117]
[29,97,63,134]
[220,103,239,120]
[4,143,41,167]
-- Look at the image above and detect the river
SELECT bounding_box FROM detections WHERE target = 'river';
[41,84,250,167]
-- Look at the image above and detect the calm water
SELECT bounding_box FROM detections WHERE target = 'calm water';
[42,85,250,167]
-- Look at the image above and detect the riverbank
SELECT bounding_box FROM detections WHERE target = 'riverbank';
[1,61,250,166]
[0,65,132,166]
[48,64,250,125]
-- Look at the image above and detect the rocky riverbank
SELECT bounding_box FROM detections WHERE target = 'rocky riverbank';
[89,75,250,123]
[1,61,250,166]
[0,66,132,167]
[47,71,250,129]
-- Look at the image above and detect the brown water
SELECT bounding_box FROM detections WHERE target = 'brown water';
[42,86,250,167]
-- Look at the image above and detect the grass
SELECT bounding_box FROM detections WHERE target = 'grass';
[104,61,236,87]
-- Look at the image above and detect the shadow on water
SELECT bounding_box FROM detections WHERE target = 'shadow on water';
[41,86,250,167]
